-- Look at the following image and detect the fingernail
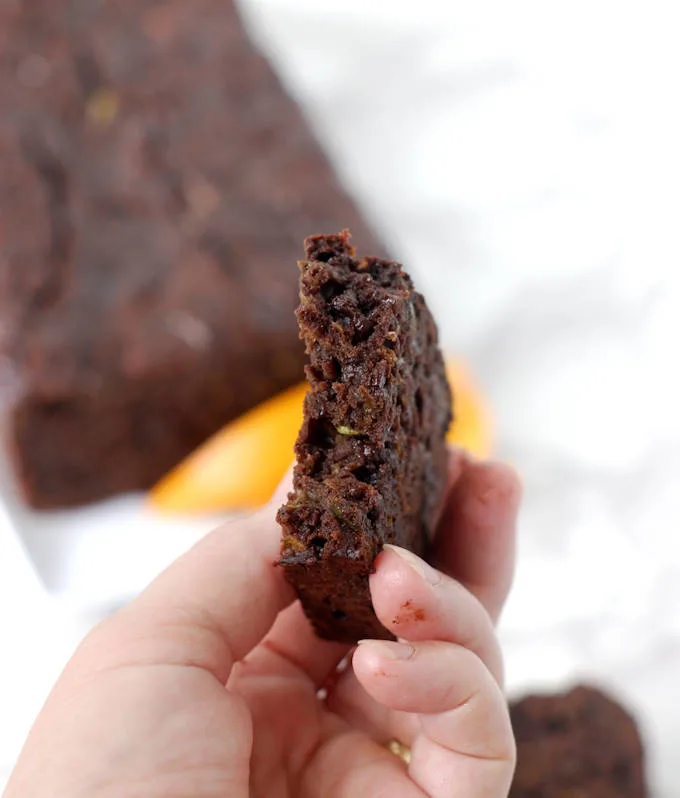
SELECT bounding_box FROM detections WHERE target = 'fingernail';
[357,640,415,660]
[383,544,441,586]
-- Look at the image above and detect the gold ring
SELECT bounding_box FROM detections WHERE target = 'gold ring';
[386,739,412,763]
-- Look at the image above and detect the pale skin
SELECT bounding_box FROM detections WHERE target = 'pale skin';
[5,450,521,798]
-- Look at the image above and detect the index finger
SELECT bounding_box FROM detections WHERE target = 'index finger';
[431,450,522,623]
[79,505,295,685]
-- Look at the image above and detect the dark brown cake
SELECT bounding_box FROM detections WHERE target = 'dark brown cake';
[0,0,381,509]
[277,231,452,642]
[510,685,648,798]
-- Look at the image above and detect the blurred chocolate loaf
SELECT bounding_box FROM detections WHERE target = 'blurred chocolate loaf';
[0,0,381,508]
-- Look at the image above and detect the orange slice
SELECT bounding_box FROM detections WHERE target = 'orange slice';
[151,382,306,512]
[445,360,492,457]
[150,358,491,513]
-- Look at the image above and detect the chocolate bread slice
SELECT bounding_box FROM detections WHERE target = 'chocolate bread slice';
[510,686,648,798]
[0,0,381,509]
[277,231,452,642]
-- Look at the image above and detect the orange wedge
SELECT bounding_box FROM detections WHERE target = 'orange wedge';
[444,360,492,457]
[151,382,306,513]
[150,358,491,513]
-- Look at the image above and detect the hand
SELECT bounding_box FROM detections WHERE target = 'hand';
[5,450,521,798]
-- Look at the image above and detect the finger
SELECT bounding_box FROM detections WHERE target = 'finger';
[77,477,297,685]
[325,666,419,746]
[270,462,296,506]
[240,600,350,687]
[236,463,350,687]
[326,542,504,744]
[371,545,503,683]
[432,456,521,623]
[297,728,426,798]
[439,446,468,509]
[353,640,515,798]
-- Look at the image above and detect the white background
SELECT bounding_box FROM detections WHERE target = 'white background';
[1,0,679,794]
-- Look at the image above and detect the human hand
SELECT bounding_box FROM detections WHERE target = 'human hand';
[4,450,521,798]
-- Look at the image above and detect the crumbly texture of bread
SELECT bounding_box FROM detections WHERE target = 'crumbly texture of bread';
[510,685,648,798]
[0,0,381,509]
[277,231,452,642]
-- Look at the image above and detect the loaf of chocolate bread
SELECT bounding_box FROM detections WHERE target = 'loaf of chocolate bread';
[510,685,648,798]
[0,1,381,508]
[277,232,452,642]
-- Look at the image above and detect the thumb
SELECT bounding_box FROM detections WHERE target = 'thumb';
[76,492,294,684]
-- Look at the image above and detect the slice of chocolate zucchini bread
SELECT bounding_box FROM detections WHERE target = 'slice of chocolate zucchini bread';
[277,231,452,642]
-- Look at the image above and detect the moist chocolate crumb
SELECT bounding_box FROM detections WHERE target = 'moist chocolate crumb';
[277,231,452,642]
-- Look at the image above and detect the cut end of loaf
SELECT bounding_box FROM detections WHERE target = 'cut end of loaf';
[277,231,451,642]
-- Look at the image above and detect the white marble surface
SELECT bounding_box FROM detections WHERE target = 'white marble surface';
[1,0,679,794]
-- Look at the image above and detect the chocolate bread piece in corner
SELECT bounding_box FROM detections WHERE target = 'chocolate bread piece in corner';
[510,685,648,798]
[277,231,452,642]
